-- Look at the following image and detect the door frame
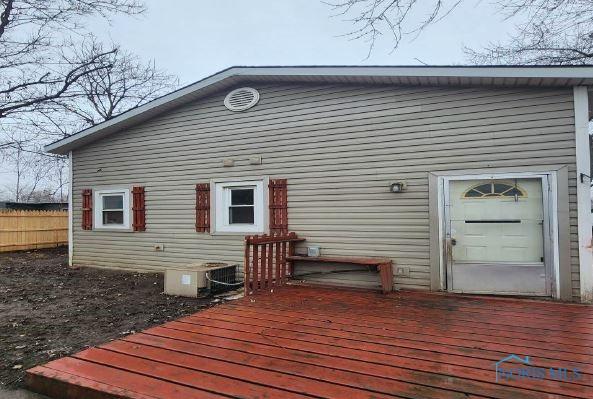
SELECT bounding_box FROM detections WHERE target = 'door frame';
[435,171,559,298]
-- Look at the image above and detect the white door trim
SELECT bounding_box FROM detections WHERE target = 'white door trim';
[437,171,559,298]
[573,86,593,303]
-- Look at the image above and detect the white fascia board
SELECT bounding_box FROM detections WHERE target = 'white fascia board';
[45,65,593,155]
[574,86,593,303]
[238,65,593,79]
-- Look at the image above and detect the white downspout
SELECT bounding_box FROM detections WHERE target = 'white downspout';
[573,86,592,303]
[68,151,73,267]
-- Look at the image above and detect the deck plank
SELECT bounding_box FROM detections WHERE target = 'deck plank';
[143,325,585,398]
[95,341,400,399]
[25,365,156,399]
[160,321,590,398]
[123,332,486,399]
[214,304,593,354]
[221,301,593,348]
[174,317,593,373]
[27,359,226,399]
[73,348,310,399]
[238,291,593,337]
[197,306,593,357]
[27,286,593,399]
[246,289,593,332]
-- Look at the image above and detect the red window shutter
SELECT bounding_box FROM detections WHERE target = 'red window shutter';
[195,183,210,233]
[82,189,92,230]
[269,179,288,235]
[132,186,146,232]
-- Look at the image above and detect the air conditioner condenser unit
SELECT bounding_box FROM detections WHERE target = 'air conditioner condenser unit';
[164,263,239,297]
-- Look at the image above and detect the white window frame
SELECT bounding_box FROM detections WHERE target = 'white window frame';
[93,188,131,230]
[214,180,265,234]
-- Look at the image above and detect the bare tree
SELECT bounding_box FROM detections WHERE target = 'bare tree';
[466,1,593,65]
[0,45,177,202]
[1,140,55,202]
[0,1,145,120]
[64,43,178,125]
[0,0,179,203]
[1,140,70,202]
[326,0,593,64]
[0,59,176,203]
[325,0,462,57]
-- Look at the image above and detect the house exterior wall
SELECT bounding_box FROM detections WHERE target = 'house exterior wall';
[70,83,580,299]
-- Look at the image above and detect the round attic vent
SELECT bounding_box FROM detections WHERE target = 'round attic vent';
[224,87,260,112]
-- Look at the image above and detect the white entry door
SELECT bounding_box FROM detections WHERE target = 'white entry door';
[446,177,550,296]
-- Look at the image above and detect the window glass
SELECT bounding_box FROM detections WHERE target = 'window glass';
[493,183,511,194]
[231,189,254,206]
[474,184,492,194]
[463,182,525,199]
[229,206,255,224]
[228,187,255,224]
[101,194,124,225]
[504,187,523,197]
[103,195,123,210]
[464,189,482,197]
[103,210,124,225]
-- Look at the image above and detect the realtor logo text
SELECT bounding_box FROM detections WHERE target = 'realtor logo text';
[495,355,581,382]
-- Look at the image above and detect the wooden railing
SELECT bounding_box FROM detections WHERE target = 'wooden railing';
[0,210,68,252]
[244,232,304,295]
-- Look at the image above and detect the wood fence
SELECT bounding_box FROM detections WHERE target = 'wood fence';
[244,232,305,295]
[0,210,68,252]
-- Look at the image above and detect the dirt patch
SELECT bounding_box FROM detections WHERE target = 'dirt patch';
[0,247,219,390]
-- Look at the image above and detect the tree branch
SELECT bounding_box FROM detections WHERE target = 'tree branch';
[0,0,14,39]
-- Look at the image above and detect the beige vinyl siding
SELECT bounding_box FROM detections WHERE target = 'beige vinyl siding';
[71,83,579,298]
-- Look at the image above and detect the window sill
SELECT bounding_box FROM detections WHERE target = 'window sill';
[210,230,265,236]
[92,226,132,232]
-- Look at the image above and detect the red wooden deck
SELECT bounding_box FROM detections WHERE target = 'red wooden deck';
[27,285,593,398]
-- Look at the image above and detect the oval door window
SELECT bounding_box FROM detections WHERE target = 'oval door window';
[462,182,526,199]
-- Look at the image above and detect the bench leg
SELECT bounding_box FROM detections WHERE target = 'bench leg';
[378,262,393,293]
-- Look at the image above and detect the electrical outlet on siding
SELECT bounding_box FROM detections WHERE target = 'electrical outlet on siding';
[396,266,410,278]
[153,243,165,252]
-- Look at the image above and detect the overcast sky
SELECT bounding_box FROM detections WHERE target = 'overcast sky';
[1,1,520,200]
[93,1,517,85]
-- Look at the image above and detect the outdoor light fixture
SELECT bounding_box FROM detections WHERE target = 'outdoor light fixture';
[390,182,407,193]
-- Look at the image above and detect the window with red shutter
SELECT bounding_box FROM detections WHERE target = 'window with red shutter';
[82,189,93,230]
[196,183,210,232]
[132,186,146,231]
[269,179,288,235]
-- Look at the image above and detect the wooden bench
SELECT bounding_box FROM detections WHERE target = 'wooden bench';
[286,256,394,294]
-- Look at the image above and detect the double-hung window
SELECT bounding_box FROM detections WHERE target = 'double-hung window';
[214,180,264,233]
[228,188,255,224]
[94,189,130,229]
